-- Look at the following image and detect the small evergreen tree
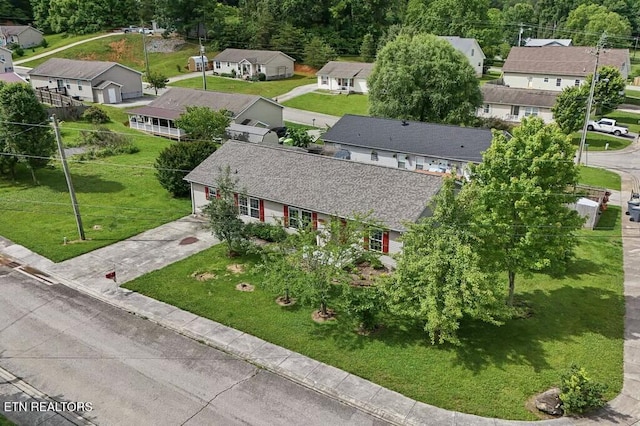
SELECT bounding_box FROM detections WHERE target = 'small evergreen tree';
[303,37,337,69]
[360,33,376,62]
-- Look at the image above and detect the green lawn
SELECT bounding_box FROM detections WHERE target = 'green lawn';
[282,92,369,116]
[480,71,501,85]
[571,132,632,151]
[14,31,113,60]
[170,74,316,98]
[602,110,640,134]
[0,109,190,262]
[124,215,623,420]
[284,121,318,131]
[0,414,14,426]
[19,34,201,78]
[578,166,622,190]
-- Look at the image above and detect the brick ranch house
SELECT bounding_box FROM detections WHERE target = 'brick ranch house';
[184,141,444,255]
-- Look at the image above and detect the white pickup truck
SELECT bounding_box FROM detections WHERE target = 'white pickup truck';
[586,118,629,136]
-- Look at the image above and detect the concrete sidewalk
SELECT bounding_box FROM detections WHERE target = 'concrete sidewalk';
[0,212,632,425]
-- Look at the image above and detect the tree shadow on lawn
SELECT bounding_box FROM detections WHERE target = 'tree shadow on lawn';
[452,285,624,374]
[1,168,125,194]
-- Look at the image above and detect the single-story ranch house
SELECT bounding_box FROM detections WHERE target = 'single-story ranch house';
[0,25,43,48]
[184,140,444,255]
[316,61,374,93]
[0,46,13,73]
[478,85,559,123]
[28,58,143,104]
[321,114,493,178]
[127,87,283,140]
[212,48,295,80]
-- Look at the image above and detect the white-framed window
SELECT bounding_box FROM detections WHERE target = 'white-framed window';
[238,195,260,219]
[397,154,406,169]
[544,77,549,83]
[511,105,520,116]
[369,229,383,252]
[257,64,262,72]
[574,79,580,86]
[288,206,312,228]
[524,107,539,117]
[204,186,217,200]
[237,63,241,70]
[215,61,220,69]
[556,78,562,87]
[471,48,474,56]
[371,151,378,161]
[321,75,328,85]
[416,157,424,170]
[226,62,230,66]
[77,80,82,90]
[483,104,490,113]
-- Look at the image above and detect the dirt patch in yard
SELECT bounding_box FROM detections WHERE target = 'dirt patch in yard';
[192,272,217,282]
[235,282,254,292]
[349,262,390,287]
[227,264,245,274]
[312,309,336,323]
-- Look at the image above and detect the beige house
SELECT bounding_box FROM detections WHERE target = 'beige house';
[127,87,283,140]
[316,61,373,93]
[478,85,558,123]
[0,46,13,73]
[0,25,43,48]
[212,49,295,80]
[28,58,143,104]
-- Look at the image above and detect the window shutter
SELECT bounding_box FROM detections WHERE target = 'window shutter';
[312,212,318,230]
[233,193,239,206]
[204,186,210,200]
[363,233,369,250]
[382,231,389,254]
[216,189,220,199]
[283,205,289,227]
[259,199,265,222]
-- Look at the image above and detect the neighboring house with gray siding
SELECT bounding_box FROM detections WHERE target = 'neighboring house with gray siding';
[524,38,572,47]
[440,36,485,77]
[321,114,493,179]
[0,25,43,48]
[185,140,444,255]
[0,46,13,73]
[127,87,283,140]
[478,85,558,123]
[27,58,143,104]
[212,49,295,80]
[316,61,374,93]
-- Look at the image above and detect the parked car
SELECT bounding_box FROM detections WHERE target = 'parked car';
[122,26,139,33]
[138,28,154,34]
[587,118,629,136]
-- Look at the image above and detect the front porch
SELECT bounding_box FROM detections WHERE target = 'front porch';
[129,116,184,140]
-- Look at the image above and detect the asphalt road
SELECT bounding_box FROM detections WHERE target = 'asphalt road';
[0,267,387,426]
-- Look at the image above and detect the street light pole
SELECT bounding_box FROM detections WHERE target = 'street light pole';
[577,33,607,165]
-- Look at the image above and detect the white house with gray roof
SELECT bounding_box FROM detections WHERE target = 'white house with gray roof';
[316,61,374,93]
[524,38,572,47]
[127,87,283,140]
[478,84,559,123]
[440,36,485,77]
[28,58,143,104]
[212,48,295,80]
[0,25,43,48]
[0,46,13,73]
[321,114,493,179]
[184,140,444,255]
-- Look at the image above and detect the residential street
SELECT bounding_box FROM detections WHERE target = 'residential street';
[0,268,387,426]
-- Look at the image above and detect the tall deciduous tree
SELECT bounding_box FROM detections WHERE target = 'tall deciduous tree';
[145,71,168,96]
[382,178,504,344]
[360,33,376,62]
[563,4,631,46]
[154,140,217,197]
[368,33,481,124]
[470,118,584,306]
[552,86,586,134]
[303,36,337,69]
[0,83,55,184]
[174,106,231,142]
[203,165,249,256]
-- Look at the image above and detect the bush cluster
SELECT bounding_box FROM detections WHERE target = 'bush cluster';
[154,141,217,197]
[75,127,138,159]
[82,106,110,124]
[244,222,288,242]
[560,365,608,414]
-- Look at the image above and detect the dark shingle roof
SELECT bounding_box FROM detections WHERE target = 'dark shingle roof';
[212,48,294,64]
[321,115,493,163]
[127,87,281,119]
[481,85,559,108]
[27,58,141,80]
[184,141,443,231]
[503,47,629,76]
[316,61,374,79]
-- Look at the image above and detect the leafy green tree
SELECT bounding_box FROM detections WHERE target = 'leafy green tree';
[470,118,584,306]
[404,0,490,40]
[563,4,631,46]
[0,83,55,184]
[303,36,337,69]
[552,66,626,133]
[284,127,313,148]
[502,3,535,46]
[382,178,504,344]
[155,0,209,36]
[368,33,481,124]
[552,86,587,134]
[154,140,217,197]
[145,71,168,96]
[270,23,306,61]
[47,0,138,34]
[360,33,376,62]
[174,106,231,142]
[203,165,249,256]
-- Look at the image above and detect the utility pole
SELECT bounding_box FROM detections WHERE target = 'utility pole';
[143,30,150,78]
[518,23,524,47]
[634,35,638,59]
[200,38,207,91]
[52,115,85,241]
[577,33,607,165]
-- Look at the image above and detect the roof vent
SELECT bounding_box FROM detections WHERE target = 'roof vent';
[401,120,409,126]
[460,145,464,148]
